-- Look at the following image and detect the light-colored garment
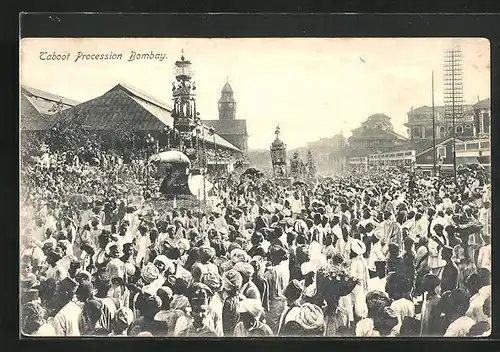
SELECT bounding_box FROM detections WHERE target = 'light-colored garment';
[414,218,428,238]
[444,316,475,337]
[45,264,68,283]
[466,285,491,323]
[355,317,375,337]
[135,235,151,267]
[420,294,441,336]
[214,217,229,236]
[477,245,491,271]
[264,264,290,333]
[277,305,301,334]
[20,245,46,268]
[350,256,370,318]
[209,293,224,337]
[427,237,445,269]
[52,301,84,336]
[32,323,57,336]
[173,307,220,336]
[109,285,131,309]
[390,298,415,320]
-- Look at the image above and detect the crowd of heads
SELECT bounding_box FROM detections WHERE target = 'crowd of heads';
[20,146,491,337]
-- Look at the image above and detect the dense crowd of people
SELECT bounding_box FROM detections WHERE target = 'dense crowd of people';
[20,145,491,337]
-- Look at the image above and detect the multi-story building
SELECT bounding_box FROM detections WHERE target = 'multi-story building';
[472,98,491,137]
[405,104,478,142]
[349,113,408,153]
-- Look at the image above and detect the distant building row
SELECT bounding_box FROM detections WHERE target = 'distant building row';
[328,98,491,175]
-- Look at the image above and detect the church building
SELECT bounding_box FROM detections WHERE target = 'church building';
[203,80,249,152]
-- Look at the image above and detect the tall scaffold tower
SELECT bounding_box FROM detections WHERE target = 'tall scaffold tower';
[443,41,464,182]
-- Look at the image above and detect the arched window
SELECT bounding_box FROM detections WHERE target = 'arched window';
[439,126,446,137]
[456,125,463,134]
[465,124,472,129]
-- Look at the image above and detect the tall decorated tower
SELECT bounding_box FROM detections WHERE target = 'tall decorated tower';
[171,50,198,153]
[270,125,288,179]
[306,149,317,179]
[218,78,236,120]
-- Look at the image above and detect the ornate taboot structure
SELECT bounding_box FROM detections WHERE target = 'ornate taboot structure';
[270,125,287,179]
[171,51,198,153]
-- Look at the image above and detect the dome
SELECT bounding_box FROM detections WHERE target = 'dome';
[221,81,233,94]
[271,137,285,149]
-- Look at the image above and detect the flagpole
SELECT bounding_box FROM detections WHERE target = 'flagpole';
[432,71,437,177]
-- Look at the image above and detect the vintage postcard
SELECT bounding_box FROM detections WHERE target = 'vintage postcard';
[20,37,491,337]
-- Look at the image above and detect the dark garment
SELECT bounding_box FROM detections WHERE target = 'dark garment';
[128,317,164,336]
[178,326,218,337]
[402,253,416,287]
[254,216,269,231]
[248,245,267,258]
[440,263,459,293]
[253,276,270,312]
[386,256,404,275]
[222,296,240,336]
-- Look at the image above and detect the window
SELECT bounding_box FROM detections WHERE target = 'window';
[412,127,421,138]
[439,126,446,138]
[456,125,464,134]
[465,124,472,129]
[437,146,446,158]
[455,144,465,151]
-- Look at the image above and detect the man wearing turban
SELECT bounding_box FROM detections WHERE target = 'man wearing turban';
[349,239,370,322]
[263,245,290,334]
[233,262,260,301]
[234,298,273,336]
[201,272,224,337]
[221,270,243,336]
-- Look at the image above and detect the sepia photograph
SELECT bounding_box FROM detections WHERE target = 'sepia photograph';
[19,37,491,338]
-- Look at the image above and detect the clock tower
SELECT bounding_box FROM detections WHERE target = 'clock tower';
[218,79,236,120]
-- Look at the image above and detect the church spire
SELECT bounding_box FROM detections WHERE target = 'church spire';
[218,78,236,120]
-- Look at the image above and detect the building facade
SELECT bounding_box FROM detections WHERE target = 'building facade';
[204,81,249,152]
[349,113,408,153]
[472,98,491,137]
[405,104,478,142]
[455,138,491,170]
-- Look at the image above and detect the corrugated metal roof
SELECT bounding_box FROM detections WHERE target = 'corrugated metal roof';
[20,91,55,131]
[21,85,81,107]
[118,82,173,111]
[473,98,491,109]
[43,83,240,151]
[199,125,241,151]
[51,85,170,131]
[23,94,74,116]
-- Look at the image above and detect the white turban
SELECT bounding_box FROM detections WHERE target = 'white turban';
[351,239,366,256]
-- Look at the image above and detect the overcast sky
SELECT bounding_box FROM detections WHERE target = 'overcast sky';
[20,38,490,150]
